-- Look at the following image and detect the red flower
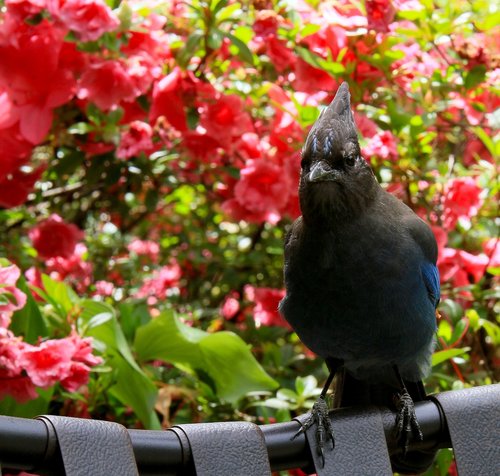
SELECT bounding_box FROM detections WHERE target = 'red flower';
[5,0,45,19]
[366,0,396,33]
[442,177,482,230]
[200,94,254,150]
[49,0,119,42]
[245,286,289,328]
[0,166,43,209]
[150,68,189,131]
[117,121,154,159]
[29,214,84,259]
[0,19,77,143]
[78,59,138,110]
[266,36,296,72]
[293,58,336,94]
[438,248,489,289]
[222,159,291,224]
[0,123,33,181]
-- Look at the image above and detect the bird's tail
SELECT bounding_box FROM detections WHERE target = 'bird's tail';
[332,369,437,475]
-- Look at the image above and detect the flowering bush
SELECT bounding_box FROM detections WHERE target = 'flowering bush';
[0,0,498,474]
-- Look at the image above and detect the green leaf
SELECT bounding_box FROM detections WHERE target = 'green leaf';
[224,32,254,65]
[464,65,487,90]
[472,126,498,158]
[0,387,54,418]
[432,347,470,366]
[207,28,224,50]
[10,276,47,343]
[40,274,78,317]
[68,122,94,135]
[135,311,278,403]
[80,300,160,429]
[118,301,151,343]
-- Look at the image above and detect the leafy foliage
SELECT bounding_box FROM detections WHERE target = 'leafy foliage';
[0,0,498,474]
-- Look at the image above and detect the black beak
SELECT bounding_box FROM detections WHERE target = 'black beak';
[307,161,337,183]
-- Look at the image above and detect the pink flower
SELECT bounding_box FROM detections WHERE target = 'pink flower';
[20,339,73,387]
[483,239,500,268]
[222,159,291,224]
[127,238,160,262]
[136,261,182,300]
[78,59,138,110]
[442,177,482,230]
[362,130,398,161]
[0,331,38,402]
[117,121,154,159]
[29,214,84,259]
[49,0,119,42]
[19,332,102,392]
[45,243,93,293]
[245,286,289,328]
[0,264,27,328]
[94,280,114,296]
[221,294,240,320]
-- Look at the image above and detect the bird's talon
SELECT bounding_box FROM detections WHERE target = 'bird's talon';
[394,389,422,453]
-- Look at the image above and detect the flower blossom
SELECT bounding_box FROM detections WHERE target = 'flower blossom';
[0,264,27,328]
[245,286,289,328]
[29,214,84,259]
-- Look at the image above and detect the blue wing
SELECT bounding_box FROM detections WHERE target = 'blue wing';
[421,262,440,308]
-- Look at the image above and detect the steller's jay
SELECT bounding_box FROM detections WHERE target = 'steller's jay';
[279,83,440,472]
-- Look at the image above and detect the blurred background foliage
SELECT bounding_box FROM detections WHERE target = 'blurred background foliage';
[0,0,498,474]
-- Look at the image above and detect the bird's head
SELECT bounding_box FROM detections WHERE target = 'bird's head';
[299,82,378,227]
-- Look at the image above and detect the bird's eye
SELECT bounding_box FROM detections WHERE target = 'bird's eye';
[345,156,355,166]
[300,157,309,170]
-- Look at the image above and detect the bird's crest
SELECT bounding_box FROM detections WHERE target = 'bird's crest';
[304,83,357,156]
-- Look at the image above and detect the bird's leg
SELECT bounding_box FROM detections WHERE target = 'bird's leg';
[292,358,342,467]
[392,365,423,454]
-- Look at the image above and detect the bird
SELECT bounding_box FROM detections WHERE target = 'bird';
[278,82,440,472]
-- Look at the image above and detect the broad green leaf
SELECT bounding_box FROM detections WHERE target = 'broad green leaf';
[10,276,47,343]
[432,348,470,367]
[135,311,278,403]
[80,301,160,429]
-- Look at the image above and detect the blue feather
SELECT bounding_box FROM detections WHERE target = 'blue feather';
[421,262,440,308]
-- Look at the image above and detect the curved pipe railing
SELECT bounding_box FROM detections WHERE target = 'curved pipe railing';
[0,398,451,475]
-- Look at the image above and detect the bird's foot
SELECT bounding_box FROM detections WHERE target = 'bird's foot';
[292,396,334,467]
[393,389,423,454]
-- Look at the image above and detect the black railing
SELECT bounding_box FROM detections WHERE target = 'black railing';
[0,384,498,475]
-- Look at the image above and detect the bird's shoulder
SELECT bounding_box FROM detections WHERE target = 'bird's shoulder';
[378,191,438,264]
